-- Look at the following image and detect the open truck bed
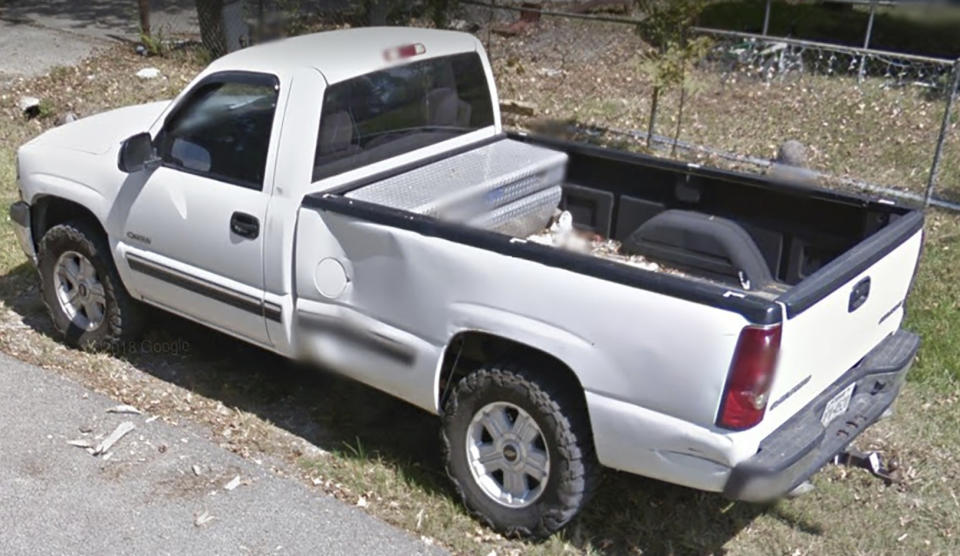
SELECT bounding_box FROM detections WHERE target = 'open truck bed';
[301,132,922,497]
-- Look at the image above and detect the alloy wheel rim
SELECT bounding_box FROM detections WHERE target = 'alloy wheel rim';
[53,250,106,331]
[465,401,550,508]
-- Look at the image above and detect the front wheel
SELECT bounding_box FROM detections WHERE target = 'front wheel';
[441,364,599,537]
[38,220,143,351]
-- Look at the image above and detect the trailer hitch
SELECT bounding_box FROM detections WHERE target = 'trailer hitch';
[834,448,901,485]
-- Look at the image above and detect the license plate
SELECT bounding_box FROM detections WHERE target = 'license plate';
[821,382,856,427]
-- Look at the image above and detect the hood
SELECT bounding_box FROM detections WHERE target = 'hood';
[28,100,171,155]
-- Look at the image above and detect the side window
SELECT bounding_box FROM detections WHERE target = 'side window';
[157,75,279,190]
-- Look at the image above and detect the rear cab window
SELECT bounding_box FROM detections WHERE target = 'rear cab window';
[312,52,495,182]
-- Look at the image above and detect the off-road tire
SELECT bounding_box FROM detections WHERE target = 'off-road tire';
[441,364,600,538]
[38,220,144,351]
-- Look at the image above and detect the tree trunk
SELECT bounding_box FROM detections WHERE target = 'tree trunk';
[671,61,687,157]
[138,0,151,36]
[646,85,660,150]
[195,0,226,58]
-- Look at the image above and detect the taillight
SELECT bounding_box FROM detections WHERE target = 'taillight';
[717,324,781,430]
[383,43,426,62]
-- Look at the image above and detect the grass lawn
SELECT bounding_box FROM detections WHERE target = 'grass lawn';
[0,42,959,554]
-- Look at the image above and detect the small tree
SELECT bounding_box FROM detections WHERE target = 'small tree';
[635,0,711,154]
[138,0,151,37]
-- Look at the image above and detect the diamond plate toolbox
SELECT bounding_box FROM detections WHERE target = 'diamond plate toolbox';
[346,139,567,236]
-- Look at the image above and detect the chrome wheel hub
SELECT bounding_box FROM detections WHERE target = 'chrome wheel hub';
[53,250,106,331]
[465,401,550,508]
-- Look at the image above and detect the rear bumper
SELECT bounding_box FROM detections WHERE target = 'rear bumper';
[9,201,36,265]
[723,329,919,502]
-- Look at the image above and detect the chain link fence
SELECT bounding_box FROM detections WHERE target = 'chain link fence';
[138,0,960,210]
[463,1,960,210]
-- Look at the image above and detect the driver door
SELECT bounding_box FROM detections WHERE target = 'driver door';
[117,72,281,346]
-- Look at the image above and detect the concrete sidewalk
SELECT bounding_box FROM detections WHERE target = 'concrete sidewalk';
[0,352,441,555]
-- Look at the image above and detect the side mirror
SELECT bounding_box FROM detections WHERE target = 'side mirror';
[118,132,160,173]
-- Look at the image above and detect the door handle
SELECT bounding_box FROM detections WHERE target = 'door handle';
[230,212,260,239]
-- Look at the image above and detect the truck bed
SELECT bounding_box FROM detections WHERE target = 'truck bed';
[301,133,922,437]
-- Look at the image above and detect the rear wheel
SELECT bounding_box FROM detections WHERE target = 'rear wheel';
[441,364,599,537]
[38,220,143,351]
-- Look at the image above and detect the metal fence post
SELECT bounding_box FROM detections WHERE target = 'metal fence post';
[762,0,771,36]
[857,0,877,84]
[925,59,960,207]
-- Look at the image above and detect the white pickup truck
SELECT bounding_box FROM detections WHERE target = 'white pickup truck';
[11,28,923,537]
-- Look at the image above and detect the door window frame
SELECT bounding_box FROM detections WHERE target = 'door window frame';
[155,70,281,191]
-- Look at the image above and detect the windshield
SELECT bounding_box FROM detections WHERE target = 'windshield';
[312,52,495,182]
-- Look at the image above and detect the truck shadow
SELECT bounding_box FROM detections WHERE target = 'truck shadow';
[0,263,820,553]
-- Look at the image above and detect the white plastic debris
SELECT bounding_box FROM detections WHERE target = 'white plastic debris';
[17,96,40,113]
[194,510,215,527]
[145,415,159,423]
[106,404,142,415]
[135,67,161,80]
[192,464,203,476]
[356,496,368,508]
[223,475,241,491]
[66,439,93,449]
[92,421,135,456]
[54,112,77,126]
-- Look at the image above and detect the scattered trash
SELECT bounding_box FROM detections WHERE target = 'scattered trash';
[447,19,479,33]
[106,404,142,415]
[135,67,161,80]
[499,99,536,117]
[527,211,671,273]
[102,452,114,462]
[92,421,135,456]
[54,112,78,126]
[66,439,93,449]
[192,464,203,476]
[537,67,563,78]
[145,415,159,424]
[223,475,241,491]
[356,496,368,508]
[18,96,40,118]
[194,510,215,527]
[786,480,815,498]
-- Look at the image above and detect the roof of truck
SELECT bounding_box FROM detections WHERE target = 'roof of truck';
[206,27,481,84]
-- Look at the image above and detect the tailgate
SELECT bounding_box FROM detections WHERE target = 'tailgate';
[764,211,924,427]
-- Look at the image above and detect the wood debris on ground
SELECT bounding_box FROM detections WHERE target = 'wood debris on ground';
[106,404,142,415]
[92,421,135,456]
[194,510,215,527]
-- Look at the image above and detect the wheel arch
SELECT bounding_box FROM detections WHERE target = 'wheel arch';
[31,195,108,247]
[437,330,591,423]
